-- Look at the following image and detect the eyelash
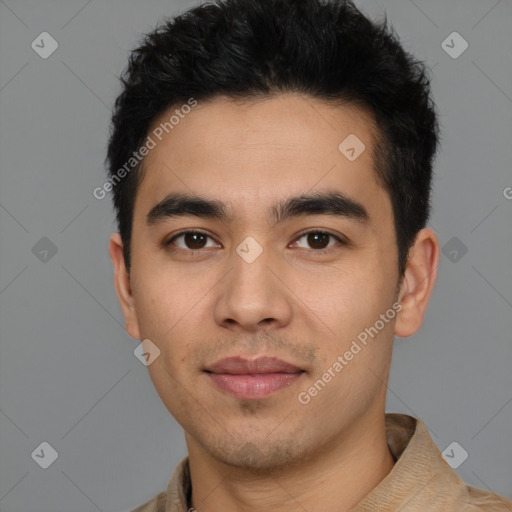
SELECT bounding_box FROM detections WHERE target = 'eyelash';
[164,229,347,255]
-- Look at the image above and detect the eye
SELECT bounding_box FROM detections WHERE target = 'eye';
[164,229,345,254]
[166,230,220,251]
[291,230,345,252]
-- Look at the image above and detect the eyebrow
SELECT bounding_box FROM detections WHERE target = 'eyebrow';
[146,190,369,228]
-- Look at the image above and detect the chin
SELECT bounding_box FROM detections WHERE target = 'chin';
[198,432,308,473]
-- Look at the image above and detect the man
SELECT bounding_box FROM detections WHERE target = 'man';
[106,0,512,510]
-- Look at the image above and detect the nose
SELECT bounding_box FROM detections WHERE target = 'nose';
[212,245,294,332]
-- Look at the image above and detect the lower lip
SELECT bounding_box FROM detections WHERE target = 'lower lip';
[206,372,303,399]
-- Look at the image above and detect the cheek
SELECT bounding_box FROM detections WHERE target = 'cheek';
[299,262,395,355]
[302,262,383,319]
[131,271,212,377]
[131,263,205,337]
[132,287,171,340]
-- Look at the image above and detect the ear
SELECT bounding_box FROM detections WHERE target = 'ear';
[394,228,439,338]
[109,233,141,340]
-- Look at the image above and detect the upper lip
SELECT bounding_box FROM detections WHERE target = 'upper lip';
[205,356,304,375]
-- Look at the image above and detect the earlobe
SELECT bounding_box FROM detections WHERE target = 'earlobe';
[109,233,141,340]
[394,228,439,338]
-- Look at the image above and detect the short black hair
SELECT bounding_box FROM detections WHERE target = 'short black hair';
[106,0,440,276]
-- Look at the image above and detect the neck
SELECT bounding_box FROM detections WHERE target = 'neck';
[186,413,395,512]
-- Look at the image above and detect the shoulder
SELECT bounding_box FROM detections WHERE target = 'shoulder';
[463,485,512,511]
[129,490,167,512]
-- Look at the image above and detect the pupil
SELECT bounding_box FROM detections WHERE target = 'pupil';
[185,233,206,249]
[308,233,328,249]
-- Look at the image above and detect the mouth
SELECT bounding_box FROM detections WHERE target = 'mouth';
[204,356,305,399]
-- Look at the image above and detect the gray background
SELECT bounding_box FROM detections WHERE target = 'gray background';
[0,0,511,511]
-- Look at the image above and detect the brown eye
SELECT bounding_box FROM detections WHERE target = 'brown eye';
[306,232,330,249]
[167,231,219,251]
[293,231,344,251]
[183,232,207,249]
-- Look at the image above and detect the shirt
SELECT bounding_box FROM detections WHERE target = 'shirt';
[131,413,512,511]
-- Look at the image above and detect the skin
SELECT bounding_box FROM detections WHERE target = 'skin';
[110,93,439,512]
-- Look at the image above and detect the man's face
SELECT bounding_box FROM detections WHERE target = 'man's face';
[119,94,402,469]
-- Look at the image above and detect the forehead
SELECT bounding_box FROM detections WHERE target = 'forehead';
[134,93,390,226]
